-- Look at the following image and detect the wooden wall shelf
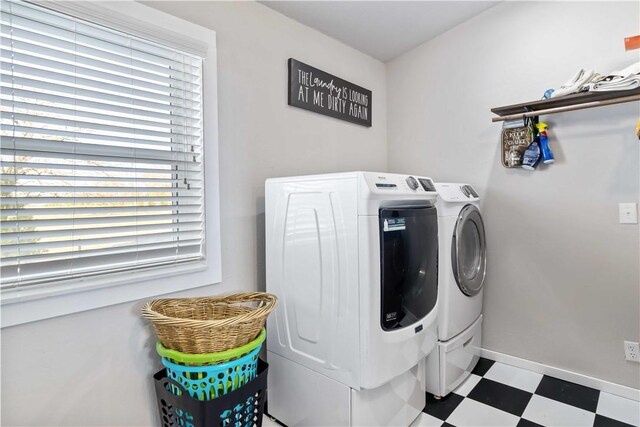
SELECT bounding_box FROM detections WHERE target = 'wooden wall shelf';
[491,88,640,122]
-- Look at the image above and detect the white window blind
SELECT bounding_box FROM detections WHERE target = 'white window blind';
[0,0,205,289]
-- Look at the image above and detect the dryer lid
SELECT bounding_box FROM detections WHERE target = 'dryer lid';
[452,204,486,296]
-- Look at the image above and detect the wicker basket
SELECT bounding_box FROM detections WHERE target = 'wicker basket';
[141,292,277,354]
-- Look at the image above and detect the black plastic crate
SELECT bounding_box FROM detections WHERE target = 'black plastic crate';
[154,359,268,427]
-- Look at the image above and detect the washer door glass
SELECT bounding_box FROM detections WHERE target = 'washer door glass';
[379,205,438,331]
[452,204,486,296]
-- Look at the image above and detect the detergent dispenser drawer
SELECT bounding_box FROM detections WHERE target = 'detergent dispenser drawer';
[379,205,438,331]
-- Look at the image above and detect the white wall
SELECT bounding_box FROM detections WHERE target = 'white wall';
[0,1,387,425]
[387,1,639,388]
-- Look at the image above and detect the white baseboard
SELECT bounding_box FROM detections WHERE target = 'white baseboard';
[481,348,640,402]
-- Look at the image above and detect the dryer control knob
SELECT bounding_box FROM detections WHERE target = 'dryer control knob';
[406,176,419,190]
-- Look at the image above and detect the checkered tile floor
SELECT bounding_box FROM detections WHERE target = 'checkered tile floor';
[415,358,640,427]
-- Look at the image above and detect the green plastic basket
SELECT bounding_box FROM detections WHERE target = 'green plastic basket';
[156,328,266,366]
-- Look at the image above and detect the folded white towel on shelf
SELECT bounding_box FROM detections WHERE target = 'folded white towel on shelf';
[578,74,605,92]
[590,62,640,92]
[550,69,597,98]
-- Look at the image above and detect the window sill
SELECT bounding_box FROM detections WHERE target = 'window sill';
[1,261,217,327]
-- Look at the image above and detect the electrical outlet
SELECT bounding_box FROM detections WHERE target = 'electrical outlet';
[619,203,638,224]
[624,341,640,362]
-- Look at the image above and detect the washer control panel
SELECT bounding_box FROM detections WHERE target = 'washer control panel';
[364,172,437,195]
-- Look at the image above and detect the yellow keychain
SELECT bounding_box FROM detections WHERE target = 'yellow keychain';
[636,118,640,140]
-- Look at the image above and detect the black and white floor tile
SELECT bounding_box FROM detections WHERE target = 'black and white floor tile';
[414,358,640,427]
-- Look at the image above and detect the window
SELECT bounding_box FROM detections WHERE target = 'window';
[1,0,207,290]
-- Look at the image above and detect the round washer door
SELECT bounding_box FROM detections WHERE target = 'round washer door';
[451,204,486,296]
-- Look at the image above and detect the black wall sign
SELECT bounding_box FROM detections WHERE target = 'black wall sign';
[288,58,372,127]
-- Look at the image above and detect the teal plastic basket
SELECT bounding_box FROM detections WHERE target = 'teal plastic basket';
[162,345,261,401]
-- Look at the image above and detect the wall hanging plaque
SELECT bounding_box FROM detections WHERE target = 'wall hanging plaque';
[501,119,533,168]
[288,58,372,127]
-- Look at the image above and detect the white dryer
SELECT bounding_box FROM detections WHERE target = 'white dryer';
[424,183,487,398]
[265,172,440,426]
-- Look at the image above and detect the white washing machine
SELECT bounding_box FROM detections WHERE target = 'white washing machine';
[265,172,440,426]
[424,183,487,398]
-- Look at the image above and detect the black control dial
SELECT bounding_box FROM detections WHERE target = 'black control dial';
[406,176,419,190]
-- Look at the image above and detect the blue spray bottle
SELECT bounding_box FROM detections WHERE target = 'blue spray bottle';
[521,136,541,170]
[536,122,554,164]
[521,117,540,170]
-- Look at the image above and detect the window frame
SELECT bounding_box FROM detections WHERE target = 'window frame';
[0,0,221,327]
